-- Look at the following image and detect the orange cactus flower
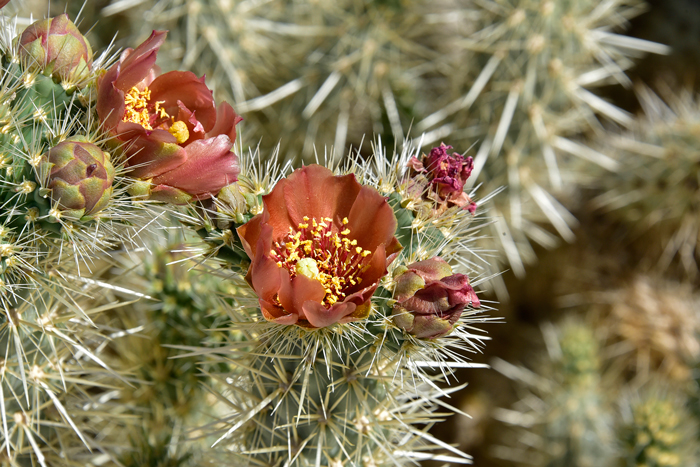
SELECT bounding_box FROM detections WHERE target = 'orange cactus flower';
[237,165,402,328]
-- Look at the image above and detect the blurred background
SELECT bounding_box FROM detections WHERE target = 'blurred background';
[6,0,700,465]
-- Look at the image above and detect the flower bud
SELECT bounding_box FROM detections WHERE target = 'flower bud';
[18,14,92,83]
[391,257,480,339]
[44,138,115,221]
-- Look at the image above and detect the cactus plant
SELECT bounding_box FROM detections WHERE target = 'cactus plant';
[618,386,699,467]
[177,140,496,465]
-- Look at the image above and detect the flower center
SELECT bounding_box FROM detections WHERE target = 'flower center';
[123,87,189,143]
[271,217,373,307]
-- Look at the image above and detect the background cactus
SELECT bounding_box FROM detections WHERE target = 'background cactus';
[492,319,616,466]
[592,85,700,279]
[414,0,669,277]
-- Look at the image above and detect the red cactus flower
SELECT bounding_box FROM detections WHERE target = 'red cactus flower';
[96,30,242,203]
[391,257,480,339]
[407,143,477,214]
[0,0,9,9]
[237,165,402,329]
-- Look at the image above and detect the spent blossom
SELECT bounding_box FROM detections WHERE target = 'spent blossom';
[97,30,241,204]
[237,165,402,328]
[407,143,477,214]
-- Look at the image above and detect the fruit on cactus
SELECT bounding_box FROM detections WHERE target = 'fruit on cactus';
[44,138,115,221]
[407,142,477,214]
[96,30,242,203]
[237,164,402,328]
[17,14,92,83]
[391,257,480,339]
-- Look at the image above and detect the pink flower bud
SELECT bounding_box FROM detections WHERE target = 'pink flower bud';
[392,257,480,339]
[18,14,92,82]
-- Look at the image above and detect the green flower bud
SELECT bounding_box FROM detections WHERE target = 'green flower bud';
[44,139,115,222]
[18,14,92,83]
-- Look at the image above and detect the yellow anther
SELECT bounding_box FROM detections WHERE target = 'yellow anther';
[168,120,190,144]
[122,86,153,129]
[341,229,350,235]
[342,217,349,225]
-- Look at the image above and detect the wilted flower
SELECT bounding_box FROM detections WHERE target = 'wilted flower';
[407,143,477,214]
[96,30,241,203]
[44,138,115,221]
[391,257,479,339]
[18,14,92,82]
[237,165,402,328]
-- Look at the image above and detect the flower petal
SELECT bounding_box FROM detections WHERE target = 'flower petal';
[125,138,186,179]
[151,135,238,197]
[260,299,298,325]
[347,185,397,253]
[303,300,357,329]
[282,165,361,228]
[97,66,126,131]
[114,30,167,91]
[149,71,217,132]
[206,102,243,143]
[278,273,326,324]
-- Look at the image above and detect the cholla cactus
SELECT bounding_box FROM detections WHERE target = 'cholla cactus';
[594,275,700,382]
[416,0,669,275]
[103,237,236,467]
[179,139,495,465]
[0,10,212,465]
[592,85,700,278]
[618,387,699,467]
[0,281,132,466]
[0,12,152,310]
[492,319,616,466]
[2,6,500,465]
